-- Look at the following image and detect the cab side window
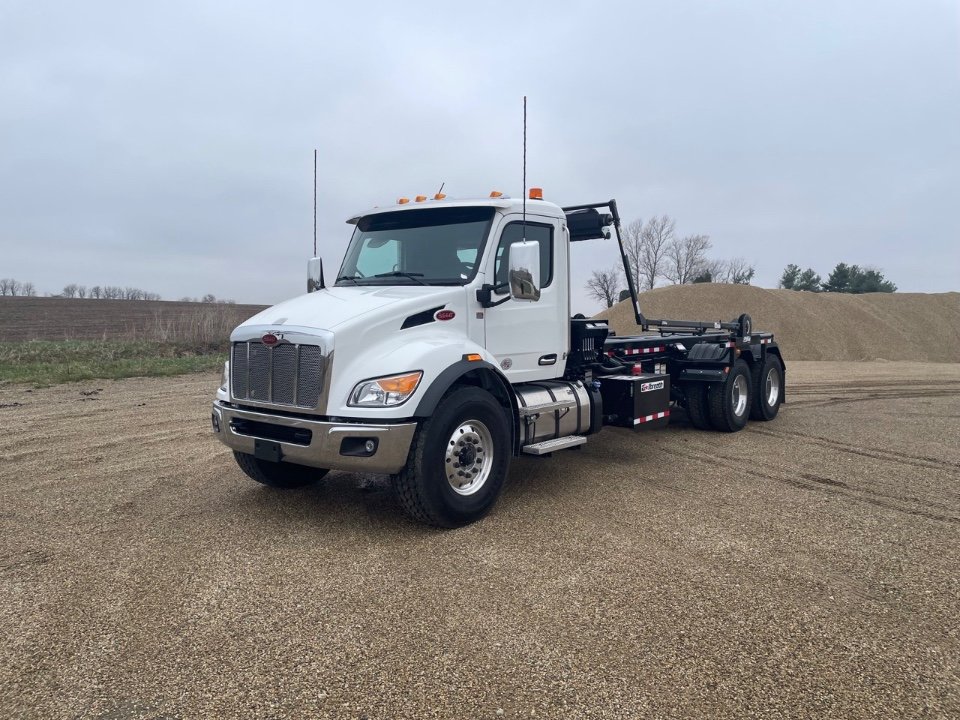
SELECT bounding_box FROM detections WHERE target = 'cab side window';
[494,223,553,287]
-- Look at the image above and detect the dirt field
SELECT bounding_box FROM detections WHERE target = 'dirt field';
[0,297,266,342]
[2,362,959,719]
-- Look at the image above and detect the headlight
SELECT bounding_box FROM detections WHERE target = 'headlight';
[220,361,229,393]
[349,370,423,407]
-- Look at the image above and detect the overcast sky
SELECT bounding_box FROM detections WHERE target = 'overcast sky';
[2,0,958,313]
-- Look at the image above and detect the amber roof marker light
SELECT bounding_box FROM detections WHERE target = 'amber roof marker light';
[529,187,543,200]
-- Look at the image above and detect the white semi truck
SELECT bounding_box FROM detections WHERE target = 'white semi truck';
[212,191,785,526]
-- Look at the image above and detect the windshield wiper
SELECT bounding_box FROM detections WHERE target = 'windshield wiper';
[373,271,427,285]
[336,275,362,284]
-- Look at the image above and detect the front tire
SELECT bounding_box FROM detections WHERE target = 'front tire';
[750,355,783,421]
[392,387,511,527]
[233,451,328,488]
[707,359,752,432]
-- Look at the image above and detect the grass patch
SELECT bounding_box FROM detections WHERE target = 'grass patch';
[0,340,227,387]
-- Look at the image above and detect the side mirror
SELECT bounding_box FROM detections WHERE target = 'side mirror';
[307,257,324,293]
[508,241,541,302]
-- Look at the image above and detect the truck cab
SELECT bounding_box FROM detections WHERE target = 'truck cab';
[212,192,785,526]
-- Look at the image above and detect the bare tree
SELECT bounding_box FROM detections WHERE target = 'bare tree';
[0,279,36,296]
[585,266,622,308]
[90,285,102,299]
[622,215,675,291]
[621,219,644,291]
[664,234,711,284]
[693,258,727,283]
[103,285,123,299]
[201,293,216,303]
[640,215,675,290]
[76,285,88,298]
[143,292,161,301]
[62,283,79,298]
[123,287,143,300]
[724,257,755,285]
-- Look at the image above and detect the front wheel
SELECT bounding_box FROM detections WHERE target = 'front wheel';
[392,387,511,527]
[707,359,752,432]
[233,451,328,488]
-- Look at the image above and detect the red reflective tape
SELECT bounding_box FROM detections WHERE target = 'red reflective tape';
[633,409,670,425]
[615,346,666,356]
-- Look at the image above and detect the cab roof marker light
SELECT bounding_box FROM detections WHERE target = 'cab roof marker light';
[415,195,427,202]
[397,197,410,204]
[489,190,504,198]
[434,193,447,200]
[529,187,543,200]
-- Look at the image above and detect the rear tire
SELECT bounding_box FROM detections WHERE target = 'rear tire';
[750,355,783,421]
[392,387,511,527]
[707,359,752,432]
[684,384,711,430]
[233,451,328,488]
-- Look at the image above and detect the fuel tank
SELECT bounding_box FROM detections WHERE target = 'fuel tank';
[514,380,600,446]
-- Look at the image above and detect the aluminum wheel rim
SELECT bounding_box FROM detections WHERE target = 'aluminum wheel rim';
[732,374,749,417]
[765,368,780,407]
[445,419,493,496]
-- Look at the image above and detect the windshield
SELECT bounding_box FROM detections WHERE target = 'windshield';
[336,207,495,286]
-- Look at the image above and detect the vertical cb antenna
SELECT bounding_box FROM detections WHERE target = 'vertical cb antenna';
[313,148,318,257]
[522,95,527,242]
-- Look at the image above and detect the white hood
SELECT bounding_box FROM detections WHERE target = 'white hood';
[237,285,463,332]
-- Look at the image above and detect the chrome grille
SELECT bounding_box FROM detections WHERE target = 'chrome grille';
[231,341,325,409]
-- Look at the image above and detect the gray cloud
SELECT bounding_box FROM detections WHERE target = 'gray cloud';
[1,0,957,311]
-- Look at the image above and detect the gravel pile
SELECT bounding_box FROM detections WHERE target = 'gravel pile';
[599,284,960,362]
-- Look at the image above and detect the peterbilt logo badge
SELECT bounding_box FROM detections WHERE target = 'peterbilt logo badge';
[261,333,279,347]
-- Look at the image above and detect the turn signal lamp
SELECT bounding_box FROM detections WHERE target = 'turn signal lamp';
[489,190,504,198]
[464,353,482,362]
[349,371,423,407]
[397,197,410,204]
[434,193,447,200]
[415,195,427,202]
[529,187,543,200]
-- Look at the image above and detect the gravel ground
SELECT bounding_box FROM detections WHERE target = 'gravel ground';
[1,361,958,719]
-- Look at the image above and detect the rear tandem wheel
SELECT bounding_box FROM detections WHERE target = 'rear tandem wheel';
[707,359,752,432]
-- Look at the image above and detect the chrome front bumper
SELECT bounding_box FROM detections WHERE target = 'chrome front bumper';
[212,401,417,474]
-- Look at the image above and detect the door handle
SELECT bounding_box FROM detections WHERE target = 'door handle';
[538,354,557,366]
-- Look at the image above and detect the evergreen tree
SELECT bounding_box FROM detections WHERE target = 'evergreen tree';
[795,268,822,292]
[779,264,800,289]
[822,263,852,292]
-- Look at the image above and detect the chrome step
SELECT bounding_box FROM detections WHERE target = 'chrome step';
[521,435,587,456]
